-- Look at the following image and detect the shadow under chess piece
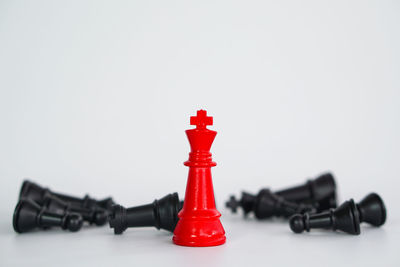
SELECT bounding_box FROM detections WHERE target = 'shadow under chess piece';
[20,180,115,212]
[13,199,83,233]
[109,193,183,234]
[289,193,386,235]
[226,189,316,219]
[43,195,108,226]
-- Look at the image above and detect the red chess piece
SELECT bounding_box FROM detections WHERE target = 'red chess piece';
[173,110,226,247]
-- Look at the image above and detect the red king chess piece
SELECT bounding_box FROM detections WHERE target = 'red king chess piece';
[172,110,226,247]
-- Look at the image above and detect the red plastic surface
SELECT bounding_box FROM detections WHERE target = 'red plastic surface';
[172,110,226,247]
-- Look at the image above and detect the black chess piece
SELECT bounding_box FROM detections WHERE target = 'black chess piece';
[226,192,256,215]
[276,173,337,211]
[13,199,83,233]
[42,195,108,226]
[226,189,316,219]
[20,180,115,212]
[109,193,183,234]
[226,173,337,216]
[289,193,386,235]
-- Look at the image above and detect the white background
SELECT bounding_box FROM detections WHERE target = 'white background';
[0,0,399,266]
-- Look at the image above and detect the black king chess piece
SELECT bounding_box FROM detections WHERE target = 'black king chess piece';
[289,193,386,235]
[13,198,83,233]
[226,173,337,217]
[109,193,183,234]
[20,180,114,211]
[226,189,316,219]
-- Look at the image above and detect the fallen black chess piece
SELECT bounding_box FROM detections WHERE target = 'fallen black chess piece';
[289,193,386,235]
[13,198,83,233]
[20,180,114,212]
[42,195,108,226]
[226,172,336,217]
[109,193,183,234]
[276,173,337,211]
[226,189,316,219]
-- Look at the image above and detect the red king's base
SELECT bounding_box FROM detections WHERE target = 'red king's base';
[172,110,226,247]
[172,218,226,247]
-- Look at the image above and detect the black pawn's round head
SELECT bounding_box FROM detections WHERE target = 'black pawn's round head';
[65,213,83,232]
[357,193,386,227]
[289,214,306,233]
[13,199,41,233]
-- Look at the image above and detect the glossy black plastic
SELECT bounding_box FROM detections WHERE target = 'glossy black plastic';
[226,173,337,216]
[289,193,386,235]
[226,189,315,219]
[42,195,108,226]
[226,192,256,215]
[276,173,337,211]
[109,193,183,234]
[19,180,115,211]
[13,199,83,233]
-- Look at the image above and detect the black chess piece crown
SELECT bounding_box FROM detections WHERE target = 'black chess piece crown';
[109,192,183,234]
[289,193,386,235]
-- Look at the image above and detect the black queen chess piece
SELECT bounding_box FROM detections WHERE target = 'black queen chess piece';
[109,193,183,234]
[289,193,386,235]
[13,198,83,233]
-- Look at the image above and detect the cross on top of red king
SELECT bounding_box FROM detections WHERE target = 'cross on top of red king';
[190,110,213,129]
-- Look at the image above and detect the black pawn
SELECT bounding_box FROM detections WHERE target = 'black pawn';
[289,193,386,235]
[276,173,337,211]
[227,189,316,219]
[20,180,115,211]
[42,195,108,226]
[109,193,183,234]
[13,199,83,233]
